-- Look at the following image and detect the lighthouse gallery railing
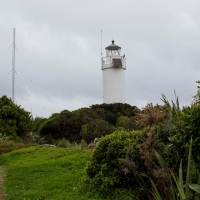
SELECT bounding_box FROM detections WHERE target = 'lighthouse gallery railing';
[101,56,126,70]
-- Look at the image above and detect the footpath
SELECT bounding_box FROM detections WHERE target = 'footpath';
[0,166,6,200]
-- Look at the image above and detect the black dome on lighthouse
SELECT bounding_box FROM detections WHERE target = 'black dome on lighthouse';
[105,40,121,50]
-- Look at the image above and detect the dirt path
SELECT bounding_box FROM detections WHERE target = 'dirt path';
[0,166,6,200]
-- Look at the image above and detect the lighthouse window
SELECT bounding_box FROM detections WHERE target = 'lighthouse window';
[112,59,122,67]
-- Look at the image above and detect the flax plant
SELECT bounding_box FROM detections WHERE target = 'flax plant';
[144,138,200,200]
[161,90,180,123]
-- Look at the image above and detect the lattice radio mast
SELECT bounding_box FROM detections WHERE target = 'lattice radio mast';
[12,28,15,102]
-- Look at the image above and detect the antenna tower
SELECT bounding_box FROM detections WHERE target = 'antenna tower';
[12,28,15,102]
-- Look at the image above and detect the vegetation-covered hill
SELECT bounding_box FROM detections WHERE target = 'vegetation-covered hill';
[1,81,200,199]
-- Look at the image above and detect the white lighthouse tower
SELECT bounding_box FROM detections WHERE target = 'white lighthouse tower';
[102,40,126,103]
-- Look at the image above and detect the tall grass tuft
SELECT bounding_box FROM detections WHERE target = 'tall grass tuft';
[57,138,70,148]
[79,139,87,150]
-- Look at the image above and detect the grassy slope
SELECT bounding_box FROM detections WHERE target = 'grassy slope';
[0,146,132,200]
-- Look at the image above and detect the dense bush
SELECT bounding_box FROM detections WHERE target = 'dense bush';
[172,104,200,163]
[80,119,114,143]
[116,116,136,131]
[38,103,138,143]
[160,83,200,164]
[32,116,47,133]
[38,110,82,142]
[72,108,100,124]
[86,128,150,194]
[57,138,70,148]
[135,103,167,129]
[90,103,138,125]
[25,132,45,144]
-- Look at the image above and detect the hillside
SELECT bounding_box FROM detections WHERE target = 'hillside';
[0,146,131,200]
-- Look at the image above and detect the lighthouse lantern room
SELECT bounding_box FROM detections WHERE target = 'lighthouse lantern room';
[102,40,126,103]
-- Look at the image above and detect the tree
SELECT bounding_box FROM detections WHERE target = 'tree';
[0,95,32,138]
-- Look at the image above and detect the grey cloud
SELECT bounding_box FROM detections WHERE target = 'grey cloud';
[0,0,200,117]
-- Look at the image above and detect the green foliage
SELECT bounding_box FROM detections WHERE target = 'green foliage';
[161,84,200,163]
[145,138,200,200]
[161,91,181,123]
[90,103,138,125]
[86,128,149,194]
[0,132,10,141]
[32,116,47,133]
[57,138,70,148]
[25,132,45,144]
[150,123,180,169]
[80,119,114,143]
[0,140,34,154]
[193,80,200,104]
[79,139,87,150]
[152,122,175,144]
[0,95,32,138]
[118,131,176,199]
[39,110,82,142]
[116,116,136,131]
[38,103,139,143]
[73,108,100,124]
[172,104,200,162]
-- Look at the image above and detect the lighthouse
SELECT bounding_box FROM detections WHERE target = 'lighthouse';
[101,40,126,103]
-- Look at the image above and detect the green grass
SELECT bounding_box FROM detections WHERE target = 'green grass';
[0,146,133,200]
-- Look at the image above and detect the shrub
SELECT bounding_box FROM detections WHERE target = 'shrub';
[161,91,181,123]
[0,133,10,141]
[38,110,82,142]
[161,86,200,164]
[79,139,87,150]
[80,119,114,143]
[150,123,179,169]
[119,132,171,199]
[172,104,200,163]
[135,103,167,129]
[32,117,47,133]
[86,128,150,194]
[143,138,200,200]
[0,141,34,154]
[90,103,138,125]
[25,132,45,144]
[57,138,70,148]
[116,116,136,131]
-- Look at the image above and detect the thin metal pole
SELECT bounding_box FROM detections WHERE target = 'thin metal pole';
[101,30,103,70]
[101,30,102,58]
[12,28,15,102]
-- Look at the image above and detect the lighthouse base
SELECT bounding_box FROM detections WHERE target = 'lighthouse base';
[103,68,125,104]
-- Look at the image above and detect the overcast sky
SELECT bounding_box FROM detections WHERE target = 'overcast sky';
[0,0,200,118]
